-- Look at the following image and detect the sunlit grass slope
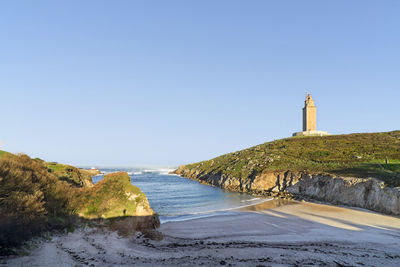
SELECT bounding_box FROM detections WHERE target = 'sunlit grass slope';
[76,172,153,219]
[0,153,154,255]
[180,131,400,187]
[0,151,94,188]
[43,161,94,188]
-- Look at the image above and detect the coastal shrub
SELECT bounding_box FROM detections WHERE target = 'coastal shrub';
[44,162,93,188]
[0,154,159,255]
[0,154,76,255]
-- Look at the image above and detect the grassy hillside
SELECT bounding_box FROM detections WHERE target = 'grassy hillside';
[0,153,156,255]
[0,152,95,188]
[76,172,153,219]
[43,161,94,188]
[179,131,400,187]
[0,151,14,159]
[0,154,76,254]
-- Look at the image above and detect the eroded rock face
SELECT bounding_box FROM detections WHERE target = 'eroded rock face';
[248,171,303,193]
[175,167,400,215]
[287,174,400,215]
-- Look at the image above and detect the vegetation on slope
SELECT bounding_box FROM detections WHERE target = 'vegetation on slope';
[0,151,95,188]
[76,172,153,219]
[0,154,75,255]
[178,131,400,187]
[0,153,157,255]
[0,151,14,159]
[43,161,94,188]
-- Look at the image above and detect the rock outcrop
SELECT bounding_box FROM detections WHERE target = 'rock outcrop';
[44,161,95,188]
[76,171,161,239]
[77,172,155,219]
[175,167,400,215]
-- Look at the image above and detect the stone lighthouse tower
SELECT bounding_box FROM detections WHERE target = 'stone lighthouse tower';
[293,93,329,137]
[303,94,317,132]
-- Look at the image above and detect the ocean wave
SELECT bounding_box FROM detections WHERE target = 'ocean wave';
[141,168,176,175]
[158,168,176,175]
[188,198,273,215]
[159,211,240,224]
[142,169,158,173]
[160,198,274,223]
[240,197,260,202]
[97,166,178,176]
[126,171,144,175]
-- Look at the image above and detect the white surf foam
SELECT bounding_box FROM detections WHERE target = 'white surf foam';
[140,167,176,175]
[241,197,260,202]
[187,198,273,215]
[160,198,274,223]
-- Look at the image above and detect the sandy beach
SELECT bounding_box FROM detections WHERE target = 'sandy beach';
[4,199,400,266]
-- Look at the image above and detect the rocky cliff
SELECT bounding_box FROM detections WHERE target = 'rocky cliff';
[175,131,400,215]
[175,167,400,215]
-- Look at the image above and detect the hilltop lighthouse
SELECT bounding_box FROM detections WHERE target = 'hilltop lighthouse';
[293,93,329,137]
[303,94,317,132]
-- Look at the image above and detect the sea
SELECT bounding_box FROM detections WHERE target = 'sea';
[91,167,270,223]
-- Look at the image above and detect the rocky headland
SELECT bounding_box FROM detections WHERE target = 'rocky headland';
[175,168,400,215]
[174,131,400,215]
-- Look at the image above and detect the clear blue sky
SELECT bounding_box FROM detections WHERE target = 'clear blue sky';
[0,1,399,166]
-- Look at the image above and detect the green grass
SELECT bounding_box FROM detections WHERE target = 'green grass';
[0,150,15,159]
[46,163,66,172]
[179,131,400,187]
[44,162,93,187]
[76,172,151,219]
[1,154,155,254]
[0,152,93,188]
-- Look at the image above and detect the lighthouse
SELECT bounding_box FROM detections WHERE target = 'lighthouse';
[293,93,329,137]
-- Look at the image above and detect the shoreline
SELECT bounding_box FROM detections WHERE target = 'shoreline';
[5,199,400,266]
[159,197,274,224]
[160,198,400,242]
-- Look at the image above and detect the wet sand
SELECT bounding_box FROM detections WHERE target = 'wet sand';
[4,199,400,266]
